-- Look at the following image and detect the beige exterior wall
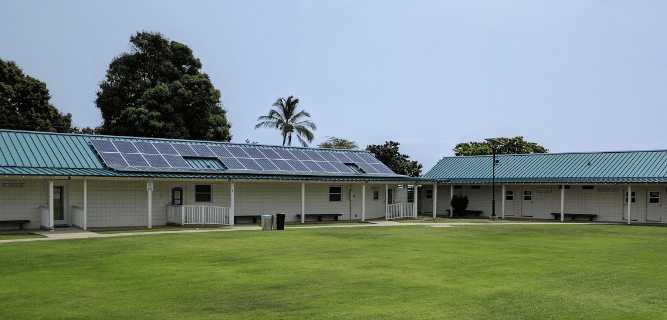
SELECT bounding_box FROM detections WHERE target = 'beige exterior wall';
[0,178,414,228]
[421,184,667,223]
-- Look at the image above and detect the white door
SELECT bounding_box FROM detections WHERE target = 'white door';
[503,188,519,216]
[646,190,662,222]
[521,189,536,217]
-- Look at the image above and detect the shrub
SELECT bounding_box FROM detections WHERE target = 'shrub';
[450,195,469,216]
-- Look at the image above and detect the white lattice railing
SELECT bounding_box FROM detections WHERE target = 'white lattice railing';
[386,203,416,220]
[167,205,231,225]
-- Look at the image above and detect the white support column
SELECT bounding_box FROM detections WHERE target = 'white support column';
[82,179,88,230]
[48,180,54,230]
[385,184,389,219]
[560,185,565,223]
[301,182,306,224]
[432,183,438,219]
[146,181,154,229]
[413,184,418,218]
[449,184,454,218]
[361,184,366,222]
[627,185,632,225]
[230,182,235,226]
[501,184,506,219]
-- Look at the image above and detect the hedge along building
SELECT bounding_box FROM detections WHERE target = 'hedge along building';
[0,130,420,230]
[420,151,667,224]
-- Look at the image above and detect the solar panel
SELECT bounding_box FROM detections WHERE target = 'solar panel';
[243,147,265,159]
[209,145,233,157]
[113,141,138,153]
[358,152,380,163]
[220,157,245,170]
[227,146,250,158]
[331,162,354,173]
[302,160,323,172]
[371,163,393,174]
[287,159,309,172]
[356,161,378,174]
[275,149,296,160]
[91,140,117,153]
[272,159,294,171]
[134,141,159,154]
[346,152,366,164]
[304,150,326,161]
[260,148,281,159]
[99,152,127,168]
[316,161,339,173]
[291,150,310,161]
[144,154,170,168]
[332,152,353,163]
[319,152,337,162]
[123,153,149,167]
[163,155,189,168]
[154,143,179,155]
[191,144,215,157]
[255,158,279,171]
[173,144,197,157]
[237,158,262,171]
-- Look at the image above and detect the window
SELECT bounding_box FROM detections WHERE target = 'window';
[407,186,415,203]
[649,192,660,204]
[329,186,342,202]
[453,185,463,189]
[373,190,379,200]
[582,185,595,190]
[195,185,211,202]
[625,192,636,203]
[470,185,481,190]
[523,191,532,201]
[426,190,433,199]
[171,187,183,205]
[505,190,514,201]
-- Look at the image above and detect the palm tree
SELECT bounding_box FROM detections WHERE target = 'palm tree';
[255,96,316,147]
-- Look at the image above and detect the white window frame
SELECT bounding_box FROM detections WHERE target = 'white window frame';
[649,191,660,204]
[329,186,343,202]
[195,185,212,203]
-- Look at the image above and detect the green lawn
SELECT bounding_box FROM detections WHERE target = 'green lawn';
[1,225,667,319]
[0,232,43,240]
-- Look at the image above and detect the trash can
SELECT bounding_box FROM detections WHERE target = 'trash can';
[261,214,273,231]
[275,213,286,230]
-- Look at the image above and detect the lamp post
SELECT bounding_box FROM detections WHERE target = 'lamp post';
[491,147,498,219]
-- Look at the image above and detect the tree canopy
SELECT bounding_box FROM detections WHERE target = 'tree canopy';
[318,137,358,150]
[454,136,548,156]
[255,96,316,147]
[366,141,422,177]
[0,59,72,132]
[96,32,231,141]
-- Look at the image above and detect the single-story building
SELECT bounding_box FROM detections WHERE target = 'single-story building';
[420,151,667,224]
[0,130,420,230]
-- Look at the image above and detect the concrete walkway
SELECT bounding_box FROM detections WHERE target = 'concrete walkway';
[0,221,606,245]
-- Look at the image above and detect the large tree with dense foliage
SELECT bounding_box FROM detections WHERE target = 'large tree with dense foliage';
[96,32,231,141]
[454,136,548,156]
[366,141,422,177]
[318,136,358,150]
[0,59,72,132]
[255,96,316,147]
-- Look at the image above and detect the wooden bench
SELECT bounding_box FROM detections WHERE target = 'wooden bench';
[550,212,597,221]
[0,220,30,230]
[295,213,344,222]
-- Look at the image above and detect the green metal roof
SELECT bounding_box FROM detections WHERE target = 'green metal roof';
[0,130,415,182]
[423,151,667,184]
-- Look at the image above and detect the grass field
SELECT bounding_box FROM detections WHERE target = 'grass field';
[0,232,43,240]
[1,224,667,319]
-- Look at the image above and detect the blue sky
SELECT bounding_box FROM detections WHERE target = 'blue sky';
[2,1,667,169]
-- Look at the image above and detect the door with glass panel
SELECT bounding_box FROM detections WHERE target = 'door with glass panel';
[646,190,662,222]
[53,186,66,225]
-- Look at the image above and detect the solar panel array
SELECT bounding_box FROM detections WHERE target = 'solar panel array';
[90,139,396,176]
